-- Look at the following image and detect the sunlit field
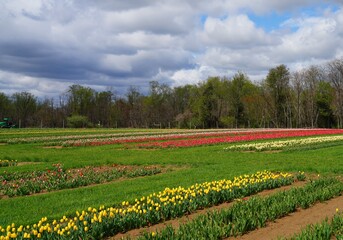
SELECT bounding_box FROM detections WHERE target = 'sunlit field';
[0,128,342,239]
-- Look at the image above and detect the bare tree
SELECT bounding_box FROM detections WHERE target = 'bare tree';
[302,66,323,128]
[12,92,37,127]
[327,59,343,128]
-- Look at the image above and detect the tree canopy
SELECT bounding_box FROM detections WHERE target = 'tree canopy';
[1,58,343,129]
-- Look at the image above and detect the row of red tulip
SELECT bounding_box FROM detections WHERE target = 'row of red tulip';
[137,129,343,148]
[66,129,287,147]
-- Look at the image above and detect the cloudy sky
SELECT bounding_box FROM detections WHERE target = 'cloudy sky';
[1,0,343,98]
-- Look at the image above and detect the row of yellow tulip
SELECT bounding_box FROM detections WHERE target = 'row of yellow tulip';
[225,135,343,151]
[0,160,17,168]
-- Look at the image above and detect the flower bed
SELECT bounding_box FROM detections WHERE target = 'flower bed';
[59,129,278,147]
[0,160,17,168]
[137,129,343,148]
[6,131,165,144]
[0,170,297,239]
[5,129,237,145]
[0,164,161,197]
[225,135,343,151]
[137,177,343,239]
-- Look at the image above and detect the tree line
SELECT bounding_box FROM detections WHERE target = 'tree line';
[1,58,343,128]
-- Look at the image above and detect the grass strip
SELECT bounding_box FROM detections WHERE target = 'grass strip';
[135,177,343,240]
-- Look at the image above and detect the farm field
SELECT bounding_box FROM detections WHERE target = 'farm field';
[0,128,343,239]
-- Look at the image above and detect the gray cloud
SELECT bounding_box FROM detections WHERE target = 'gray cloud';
[0,0,343,98]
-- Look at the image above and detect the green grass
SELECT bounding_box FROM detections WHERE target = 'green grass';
[0,129,342,227]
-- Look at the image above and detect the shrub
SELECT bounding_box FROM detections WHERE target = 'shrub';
[66,115,92,128]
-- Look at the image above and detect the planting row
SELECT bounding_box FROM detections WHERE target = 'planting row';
[135,177,343,240]
[4,131,172,144]
[0,160,17,168]
[3,129,238,144]
[58,129,278,147]
[137,129,343,148]
[0,170,298,239]
[225,135,343,152]
[5,129,338,148]
[283,211,343,239]
[0,164,161,198]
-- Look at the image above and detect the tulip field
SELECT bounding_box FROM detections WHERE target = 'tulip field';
[225,135,343,152]
[0,128,342,239]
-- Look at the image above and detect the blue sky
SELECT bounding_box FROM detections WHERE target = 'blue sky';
[0,0,342,98]
[249,12,292,32]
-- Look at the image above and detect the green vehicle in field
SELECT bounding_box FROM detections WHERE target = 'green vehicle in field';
[0,118,17,128]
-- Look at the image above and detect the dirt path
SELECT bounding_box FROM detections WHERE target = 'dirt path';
[109,181,307,240]
[228,195,343,240]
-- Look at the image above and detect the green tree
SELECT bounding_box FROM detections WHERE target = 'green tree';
[173,85,200,128]
[241,79,263,128]
[227,72,255,127]
[265,64,291,127]
[145,81,174,128]
[316,81,335,128]
[67,85,95,121]
[66,115,92,128]
[291,70,305,127]
[198,77,224,128]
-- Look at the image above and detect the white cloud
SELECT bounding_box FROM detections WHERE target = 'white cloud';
[0,70,72,98]
[199,47,273,71]
[192,5,343,80]
[1,0,43,16]
[0,0,343,97]
[171,66,226,86]
[113,31,179,50]
[274,13,341,63]
[100,54,133,73]
[201,15,276,48]
[103,3,196,35]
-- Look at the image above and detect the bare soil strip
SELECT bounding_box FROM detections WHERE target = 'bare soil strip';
[228,195,343,240]
[109,181,307,240]
[42,146,63,149]
[17,162,40,166]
